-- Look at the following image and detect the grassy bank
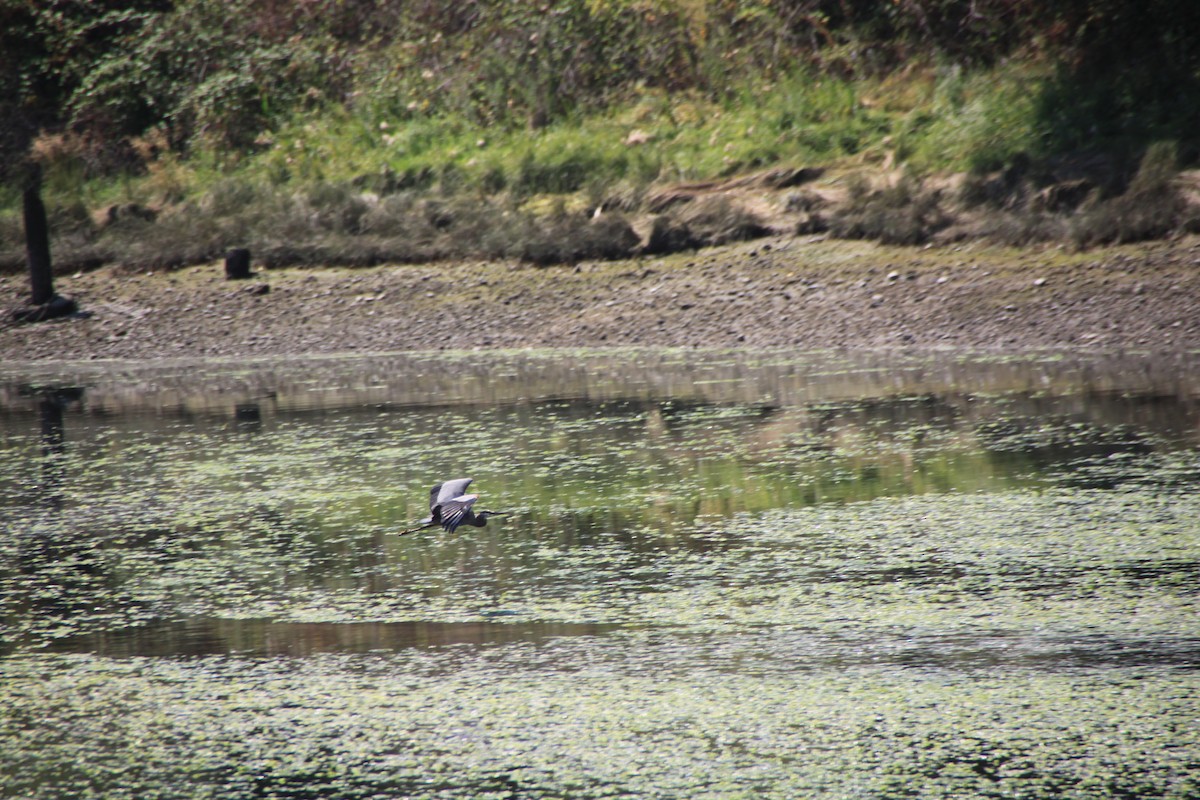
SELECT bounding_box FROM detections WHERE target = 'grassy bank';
[3,1,1199,272]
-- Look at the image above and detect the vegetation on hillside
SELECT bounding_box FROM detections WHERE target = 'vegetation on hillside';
[2,0,1199,274]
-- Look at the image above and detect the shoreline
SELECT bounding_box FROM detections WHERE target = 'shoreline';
[3,234,1199,362]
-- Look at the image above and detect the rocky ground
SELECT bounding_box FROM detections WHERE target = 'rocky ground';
[3,232,1200,362]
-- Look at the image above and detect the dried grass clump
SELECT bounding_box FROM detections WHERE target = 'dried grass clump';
[956,145,1195,248]
[829,175,950,245]
[677,196,771,247]
[976,211,1068,246]
[1068,143,1186,248]
[642,215,701,255]
[516,212,640,266]
[640,196,771,256]
[108,208,228,270]
[255,235,445,269]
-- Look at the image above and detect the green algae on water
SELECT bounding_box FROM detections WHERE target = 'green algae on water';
[2,350,1199,799]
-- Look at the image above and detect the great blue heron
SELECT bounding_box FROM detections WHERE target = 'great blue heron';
[401,477,507,535]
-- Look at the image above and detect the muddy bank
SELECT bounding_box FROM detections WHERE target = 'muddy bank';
[3,234,1199,361]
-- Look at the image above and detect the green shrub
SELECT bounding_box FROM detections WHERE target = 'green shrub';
[68,0,347,150]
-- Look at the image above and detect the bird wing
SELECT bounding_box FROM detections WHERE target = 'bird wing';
[439,493,478,532]
[430,478,473,511]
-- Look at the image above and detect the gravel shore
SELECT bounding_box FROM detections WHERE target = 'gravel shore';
[3,234,1199,362]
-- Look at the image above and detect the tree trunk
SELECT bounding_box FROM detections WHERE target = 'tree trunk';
[12,167,77,323]
[23,174,54,305]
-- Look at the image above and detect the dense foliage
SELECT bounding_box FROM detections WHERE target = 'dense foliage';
[1,1,1198,270]
[5,0,1198,169]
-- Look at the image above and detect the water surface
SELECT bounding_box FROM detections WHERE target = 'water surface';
[2,349,1198,798]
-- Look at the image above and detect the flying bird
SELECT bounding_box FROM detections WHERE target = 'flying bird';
[401,477,507,535]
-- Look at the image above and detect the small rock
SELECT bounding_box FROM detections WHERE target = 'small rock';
[1032,277,1047,287]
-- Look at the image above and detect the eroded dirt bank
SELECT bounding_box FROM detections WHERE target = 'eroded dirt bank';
[3,234,1199,362]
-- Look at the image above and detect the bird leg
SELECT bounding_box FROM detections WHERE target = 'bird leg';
[398,520,441,536]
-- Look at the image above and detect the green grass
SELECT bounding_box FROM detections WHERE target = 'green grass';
[17,58,1066,222]
[896,63,1045,172]
[1,59,1194,271]
[226,72,891,199]
[8,69,901,220]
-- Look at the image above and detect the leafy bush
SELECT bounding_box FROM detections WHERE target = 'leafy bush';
[898,65,1042,172]
[354,1,701,128]
[63,0,349,152]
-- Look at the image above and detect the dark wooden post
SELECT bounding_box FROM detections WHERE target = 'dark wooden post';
[225,248,252,279]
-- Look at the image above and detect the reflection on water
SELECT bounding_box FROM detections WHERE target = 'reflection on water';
[3,348,1199,416]
[1,349,1199,663]
[45,618,617,658]
[42,618,1200,672]
[18,385,85,510]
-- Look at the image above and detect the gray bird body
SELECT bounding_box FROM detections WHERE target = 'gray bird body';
[406,477,506,535]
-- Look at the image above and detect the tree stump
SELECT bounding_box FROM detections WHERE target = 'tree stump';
[225,248,252,280]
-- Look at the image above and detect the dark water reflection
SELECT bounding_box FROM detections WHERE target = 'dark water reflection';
[43,618,618,658]
[3,349,1198,415]
[2,349,1199,664]
[607,630,1200,674]
[40,618,1200,674]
